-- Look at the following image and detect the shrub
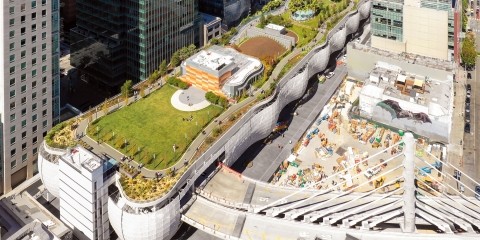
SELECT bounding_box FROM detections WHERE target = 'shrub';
[205,136,215,144]
[205,91,228,108]
[167,76,189,89]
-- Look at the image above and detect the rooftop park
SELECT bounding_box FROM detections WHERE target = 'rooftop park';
[45,119,79,149]
[86,84,223,170]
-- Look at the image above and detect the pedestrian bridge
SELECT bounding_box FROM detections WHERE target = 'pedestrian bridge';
[181,134,480,239]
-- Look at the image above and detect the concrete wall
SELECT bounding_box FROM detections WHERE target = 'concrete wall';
[371,36,406,53]
[403,6,449,60]
[236,27,295,49]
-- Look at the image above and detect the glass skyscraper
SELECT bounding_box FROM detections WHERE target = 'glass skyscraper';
[70,0,200,91]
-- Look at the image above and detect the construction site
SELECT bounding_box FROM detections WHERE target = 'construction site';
[271,78,447,194]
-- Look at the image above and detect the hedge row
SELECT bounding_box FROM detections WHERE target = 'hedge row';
[205,91,228,108]
[167,77,189,89]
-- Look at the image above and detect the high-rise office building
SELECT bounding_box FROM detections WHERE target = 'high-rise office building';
[199,0,251,28]
[59,0,76,42]
[1,0,61,194]
[70,0,200,92]
[371,0,458,60]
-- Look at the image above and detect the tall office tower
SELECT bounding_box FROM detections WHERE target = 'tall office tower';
[59,0,76,42]
[1,0,61,194]
[70,0,200,93]
[371,0,458,60]
[199,0,251,28]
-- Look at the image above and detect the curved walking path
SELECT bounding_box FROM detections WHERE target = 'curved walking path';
[171,89,211,111]
[73,2,356,179]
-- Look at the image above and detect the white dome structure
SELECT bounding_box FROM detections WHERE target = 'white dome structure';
[38,141,66,198]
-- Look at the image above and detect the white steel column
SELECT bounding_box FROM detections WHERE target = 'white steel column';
[402,133,416,233]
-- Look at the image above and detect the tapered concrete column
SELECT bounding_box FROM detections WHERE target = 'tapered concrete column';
[402,132,416,233]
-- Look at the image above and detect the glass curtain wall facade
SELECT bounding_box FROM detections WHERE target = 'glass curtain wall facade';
[371,0,404,41]
[71,0,199,91]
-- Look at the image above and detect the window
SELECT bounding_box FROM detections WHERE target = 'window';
[21,74,26,82]
[11,137,16,145]
[21,27,25,35]
[21,50,26,58]
[32,125,37,133]
[22,143,27,151]
[10,66,15,75]
[32,35,36,43]
[21,108,26,116]
[32,69,37,77]
[42,32,46,39]
[21,15,26,23]
[32,114,37,122]
[33,147,38,155]
[9,6,14,14]
[21,97,26,105]
[42,109,47,117]
[42,87,47,95]
[32,92,37,100]
[22,154,27,162]
[32,24,36,32]
[42,66,47,73]
[42,0,46,5]
[10,90,15,98]
[42,10,46,17]
[9,19,14,26]
[10,78,15,86]
[10,102,16,111]
[21,3,26,11]
[32,103,37,111]
[21,39,26,47]
[32,47,36,54]
[42,98,47,106]
[42,76,47,84]
[42,120,47,128]
[10,54,15,62]
[21,85,26,93]
[41,21,46,29]
[11,149,16,157]
[31,1,36,9]
[33,136,38,144]
[9,30,14,38]
[11,160,16,169]
[21,62,26,70]
[32,58,37,66]
[42,55,46,62]
[42,43,46,51]
[10,113,16,122]
[10,125,16,134]
[22,131,27,139]
[10,43,15,51]
[31,12,36,20]
[32,81,37,88]
[22,120,27,128]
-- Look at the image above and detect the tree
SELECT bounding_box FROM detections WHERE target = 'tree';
[462,34,477,68]
[121,80,133,98]
[102,99,109,115]
[158,60,167,76]
[259,13,267,28]
[170,51,181,67]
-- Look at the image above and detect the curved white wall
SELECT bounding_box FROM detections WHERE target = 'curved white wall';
[38,142,64,198]
[108,196,181,240]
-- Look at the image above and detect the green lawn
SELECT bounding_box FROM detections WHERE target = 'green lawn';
[288,24,317,47]
[87,85,223,170]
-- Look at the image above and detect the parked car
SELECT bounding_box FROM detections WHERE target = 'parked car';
[466,111,471,120]
[466,97,471,104]
[326,72,335,79]
[467,84,472,91]
[467,72,472,79]
[475,186,480,201]
[465,123,471,133]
